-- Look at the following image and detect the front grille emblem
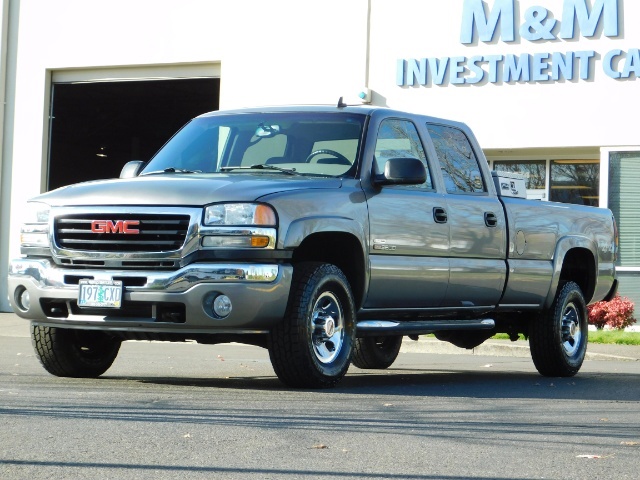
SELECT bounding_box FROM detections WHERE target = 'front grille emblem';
[90,220,140,234]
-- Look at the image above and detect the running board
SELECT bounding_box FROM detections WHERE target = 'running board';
[356,319,495,336]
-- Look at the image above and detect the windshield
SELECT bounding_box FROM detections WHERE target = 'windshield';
[141,112,366,177]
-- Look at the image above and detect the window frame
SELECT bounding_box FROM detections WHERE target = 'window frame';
[487,152,601,203]
[373,117,435,191]
[600,146,640,272]
[426,122,487,196]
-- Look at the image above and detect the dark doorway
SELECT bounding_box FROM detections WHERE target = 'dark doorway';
[48,77,220,190]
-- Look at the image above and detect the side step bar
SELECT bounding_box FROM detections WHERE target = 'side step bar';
[356,319,495,337]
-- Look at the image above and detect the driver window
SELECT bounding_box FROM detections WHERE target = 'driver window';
[374,119,432,189]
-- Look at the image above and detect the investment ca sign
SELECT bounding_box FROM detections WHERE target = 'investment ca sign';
[396,0,637,87]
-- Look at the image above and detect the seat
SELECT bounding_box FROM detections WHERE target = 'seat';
[265,156,290,164]
[316,156,351,165]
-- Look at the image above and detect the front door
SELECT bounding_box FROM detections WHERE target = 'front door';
[364,118,450,309]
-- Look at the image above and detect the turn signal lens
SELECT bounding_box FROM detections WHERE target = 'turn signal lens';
[250,236,270,248]
[202,235,272,248]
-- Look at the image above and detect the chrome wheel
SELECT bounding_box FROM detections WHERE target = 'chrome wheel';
[530,281,588,377]
[311,291,344,364]
[561,302,582,356]
[268,262,355,388]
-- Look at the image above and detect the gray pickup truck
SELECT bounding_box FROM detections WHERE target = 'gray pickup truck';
[8,104,618,388]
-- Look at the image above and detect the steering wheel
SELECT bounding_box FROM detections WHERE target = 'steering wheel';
[304,149,351,165]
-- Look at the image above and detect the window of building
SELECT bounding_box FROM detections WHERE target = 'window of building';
[427,124,485,194]
[489,157,600,205]
[374,119,433,189]
[550,159,600,206]
[609,152,640,268]
[493,160,546,191]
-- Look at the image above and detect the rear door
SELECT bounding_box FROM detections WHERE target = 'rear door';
[425,123,507,308]
[364,118,450,309]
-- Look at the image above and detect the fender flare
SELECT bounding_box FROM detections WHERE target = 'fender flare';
[283,216,369,306]
[544,235,598,309]
[283,216,368,252]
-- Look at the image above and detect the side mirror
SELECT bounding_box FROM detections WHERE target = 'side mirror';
[373,157,427,186]
[119,160,145,179]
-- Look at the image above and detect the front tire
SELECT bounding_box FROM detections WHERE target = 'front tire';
[31,325,121,378]
[268,262,356,388]
[529,282,588,377]
[352,336,402,369]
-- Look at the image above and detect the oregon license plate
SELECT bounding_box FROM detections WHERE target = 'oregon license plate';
[78,280,123,308]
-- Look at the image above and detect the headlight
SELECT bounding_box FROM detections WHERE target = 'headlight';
[20,202,51,248]
[23,202,50,224]
[202,203,277,249]
[203,203,276,226]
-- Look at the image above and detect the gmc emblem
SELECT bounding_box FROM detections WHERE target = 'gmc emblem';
[90,220,140,234]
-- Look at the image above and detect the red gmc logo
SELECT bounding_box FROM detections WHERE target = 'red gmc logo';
[90,220,140,234]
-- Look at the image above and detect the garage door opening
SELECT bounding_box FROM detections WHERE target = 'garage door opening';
[48,77,220,190]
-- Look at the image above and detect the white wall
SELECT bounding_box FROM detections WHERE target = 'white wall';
[367,0,640,150]
[1,0,368,310]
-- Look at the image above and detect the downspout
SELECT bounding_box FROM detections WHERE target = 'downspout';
[0,0,9,194]
[365,0,371,88]
[0,0,19,311]
[361,0,372,104]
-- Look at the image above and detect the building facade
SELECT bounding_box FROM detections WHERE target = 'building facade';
[1,0,638,311]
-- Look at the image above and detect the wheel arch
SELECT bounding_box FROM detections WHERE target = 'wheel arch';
[546,237,597,308]
[284,219,367,310]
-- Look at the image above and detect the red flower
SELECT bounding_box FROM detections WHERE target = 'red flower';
[588,294,636,330]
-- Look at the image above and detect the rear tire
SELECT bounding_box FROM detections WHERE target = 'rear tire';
[352,336,402,369]
[31,325,121,378]
[268,262,355,388]
[529,282,588,377]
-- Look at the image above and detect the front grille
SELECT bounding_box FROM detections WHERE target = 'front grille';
[55,214,190,252]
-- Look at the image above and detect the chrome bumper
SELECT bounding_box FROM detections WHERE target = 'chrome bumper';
[8,258,292,334]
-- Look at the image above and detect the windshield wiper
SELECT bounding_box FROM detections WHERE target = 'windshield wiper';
[220,164,301,176]
[142,167,202,176]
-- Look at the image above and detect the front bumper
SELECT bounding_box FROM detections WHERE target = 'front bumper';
[8,258,292,334]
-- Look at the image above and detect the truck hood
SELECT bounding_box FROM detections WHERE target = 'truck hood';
[33,173,343,207]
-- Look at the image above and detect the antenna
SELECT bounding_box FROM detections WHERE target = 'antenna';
[337,97,347,108]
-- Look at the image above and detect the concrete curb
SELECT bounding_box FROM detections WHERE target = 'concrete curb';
[400,338,640,362]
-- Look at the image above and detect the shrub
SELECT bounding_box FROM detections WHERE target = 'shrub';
[588,294,636,330]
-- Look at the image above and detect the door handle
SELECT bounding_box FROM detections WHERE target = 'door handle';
[484,212,498,227]
[433,207,448,224]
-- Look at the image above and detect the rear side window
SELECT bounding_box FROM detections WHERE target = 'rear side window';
[427,124,486,194]
[374,119,433,189]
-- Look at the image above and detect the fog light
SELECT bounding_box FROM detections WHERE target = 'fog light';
[213,295,232,318]
[15,287,31,311]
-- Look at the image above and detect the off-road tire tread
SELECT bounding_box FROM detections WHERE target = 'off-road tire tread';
[352,336,403,369]
[268,262,355,389]
[31,324,121,378]
[529,281,587,377]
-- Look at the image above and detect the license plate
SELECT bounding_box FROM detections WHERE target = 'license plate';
[78,280,123,308]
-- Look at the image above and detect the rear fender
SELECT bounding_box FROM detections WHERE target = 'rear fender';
[545,236,597,308]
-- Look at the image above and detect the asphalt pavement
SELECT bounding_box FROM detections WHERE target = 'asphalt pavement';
[2,312,639,362]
